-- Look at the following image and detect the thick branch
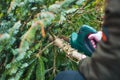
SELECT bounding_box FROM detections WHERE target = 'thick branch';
[50,36,86,61]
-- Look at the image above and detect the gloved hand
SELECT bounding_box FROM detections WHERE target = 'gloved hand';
[88,31,102,48]
[70,25,98,56]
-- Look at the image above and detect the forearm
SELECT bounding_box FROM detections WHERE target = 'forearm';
[79,0,120,80]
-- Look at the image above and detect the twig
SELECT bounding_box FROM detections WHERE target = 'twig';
[53,47,57,76]
[38,41,54,55]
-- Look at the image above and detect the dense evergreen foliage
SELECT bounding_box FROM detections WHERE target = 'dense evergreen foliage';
[0,0,104,80]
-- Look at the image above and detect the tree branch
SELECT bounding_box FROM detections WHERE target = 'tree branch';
[49,35,86,61]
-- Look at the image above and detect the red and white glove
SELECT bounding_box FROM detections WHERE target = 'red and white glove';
[88,31,102,48]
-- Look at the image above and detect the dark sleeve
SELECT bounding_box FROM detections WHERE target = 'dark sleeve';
[78,0,120,80]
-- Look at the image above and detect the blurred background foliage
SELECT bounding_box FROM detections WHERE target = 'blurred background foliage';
[0,0,104,80]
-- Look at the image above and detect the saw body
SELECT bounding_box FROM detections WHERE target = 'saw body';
[70,25,97,56]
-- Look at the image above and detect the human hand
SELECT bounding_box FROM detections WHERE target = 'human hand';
[88,31,102,48]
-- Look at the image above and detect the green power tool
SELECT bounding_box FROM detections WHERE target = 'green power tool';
[70,25,97,56]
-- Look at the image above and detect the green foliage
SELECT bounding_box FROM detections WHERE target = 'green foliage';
[0,0,104,80]
[36,57,45,80]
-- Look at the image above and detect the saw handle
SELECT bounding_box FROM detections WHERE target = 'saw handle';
[84,35,97,54]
